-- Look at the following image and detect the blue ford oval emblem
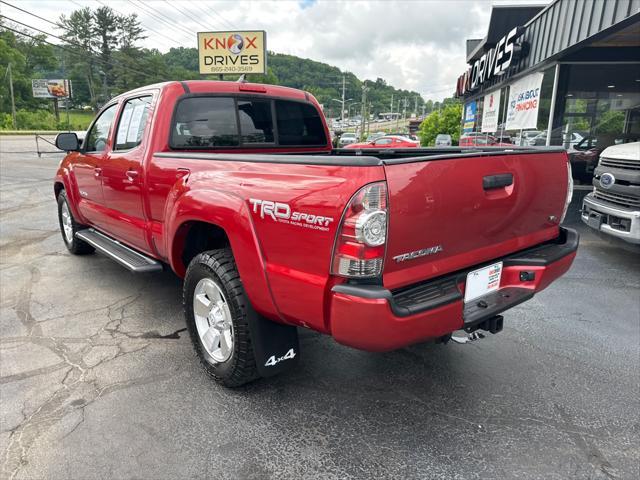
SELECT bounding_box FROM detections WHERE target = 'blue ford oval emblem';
[600,173,615,189]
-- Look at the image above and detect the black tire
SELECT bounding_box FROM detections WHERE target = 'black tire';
[57,190,94,255]
[183,248,259,387]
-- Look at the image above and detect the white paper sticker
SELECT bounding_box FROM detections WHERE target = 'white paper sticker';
[464,262,502,303]
[116,107,133,145]
[126,103,147,143]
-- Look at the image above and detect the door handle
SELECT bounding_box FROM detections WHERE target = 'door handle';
[125,170,139,181]
[483,173,513,190]
[94,167,102,178]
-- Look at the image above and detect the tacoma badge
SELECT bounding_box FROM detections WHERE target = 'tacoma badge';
[393,245,443,262]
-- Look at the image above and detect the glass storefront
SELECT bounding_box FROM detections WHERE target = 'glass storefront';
[551,63,640,182]
[464,62,640,182]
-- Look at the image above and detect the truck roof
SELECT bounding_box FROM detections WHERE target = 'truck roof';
[112,80,311,102]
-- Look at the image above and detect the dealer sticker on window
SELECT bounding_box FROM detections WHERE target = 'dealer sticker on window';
[464,261,503,303]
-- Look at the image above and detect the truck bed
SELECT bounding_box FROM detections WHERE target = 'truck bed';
[154,146,570,291]
[155,146,566,166]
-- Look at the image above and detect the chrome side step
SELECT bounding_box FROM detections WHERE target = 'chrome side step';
[75,228,163,273]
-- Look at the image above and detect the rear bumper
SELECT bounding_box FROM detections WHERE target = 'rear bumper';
[329,228,579,351]
[581,194,640,244]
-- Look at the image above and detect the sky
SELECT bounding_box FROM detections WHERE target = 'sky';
[3,0,550,101]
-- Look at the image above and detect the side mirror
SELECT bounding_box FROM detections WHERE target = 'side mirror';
[55,132,80,152]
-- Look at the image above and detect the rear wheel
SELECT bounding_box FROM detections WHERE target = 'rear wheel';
[57,190,94,255]
[183,248,259,387]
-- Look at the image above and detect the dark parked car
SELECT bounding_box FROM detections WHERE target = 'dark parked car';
[568,134,640,183]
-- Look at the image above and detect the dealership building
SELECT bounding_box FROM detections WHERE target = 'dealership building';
[455,0,640,153]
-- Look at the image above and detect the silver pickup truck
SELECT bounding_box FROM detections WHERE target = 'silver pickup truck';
[582,142,640,244]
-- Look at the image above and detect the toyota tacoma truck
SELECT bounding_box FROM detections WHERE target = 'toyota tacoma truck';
[581,142,640,243]
[54,80,578,387]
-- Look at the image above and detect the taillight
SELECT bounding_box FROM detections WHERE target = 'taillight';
[331,182,388,278]
[560,160,573,223]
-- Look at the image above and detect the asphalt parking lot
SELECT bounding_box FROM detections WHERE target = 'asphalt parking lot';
[1,135,638,480]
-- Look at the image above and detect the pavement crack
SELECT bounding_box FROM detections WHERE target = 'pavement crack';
[554,403,619,479]
[13,266,42,337]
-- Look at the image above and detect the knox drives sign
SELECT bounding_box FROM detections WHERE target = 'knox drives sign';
[198,31,266,75]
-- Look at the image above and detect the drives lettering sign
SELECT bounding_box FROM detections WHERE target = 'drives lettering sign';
[455,26,526,97]
[198,31,266,75]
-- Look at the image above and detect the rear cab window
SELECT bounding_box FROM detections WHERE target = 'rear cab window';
[170,95,327,149]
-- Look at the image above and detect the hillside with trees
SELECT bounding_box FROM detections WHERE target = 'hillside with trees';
[0,5,457,130]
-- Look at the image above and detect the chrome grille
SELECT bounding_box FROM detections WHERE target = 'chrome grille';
[593,189,640,209]
[599,157,640,171]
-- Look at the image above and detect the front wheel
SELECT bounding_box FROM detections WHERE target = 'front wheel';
[57,190,94,255]
[183,248,259,387]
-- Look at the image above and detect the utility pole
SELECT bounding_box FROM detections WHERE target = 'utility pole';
[360,82,368,140]
[6,64,17,129]
[341,74,346,120]
[414,95,418,117]
[62,57,70,131]
[390,93,393,121]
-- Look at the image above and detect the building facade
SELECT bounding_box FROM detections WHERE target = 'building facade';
[455,0,639,176]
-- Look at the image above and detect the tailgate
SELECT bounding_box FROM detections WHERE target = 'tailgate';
[382,151,569,290]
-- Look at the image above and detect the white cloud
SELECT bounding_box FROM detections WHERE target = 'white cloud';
[7,0,548,100]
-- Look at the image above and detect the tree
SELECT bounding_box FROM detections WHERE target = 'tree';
[0,24,59,112]
[419,103,463,146]
[59,8,98,107]
[252,67,279,85]
[92,6,118,93]
[117,13,145,50]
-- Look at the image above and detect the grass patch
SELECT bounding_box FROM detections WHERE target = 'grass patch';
[58,110,95,130]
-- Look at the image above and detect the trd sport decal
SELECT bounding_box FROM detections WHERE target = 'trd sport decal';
[249,198,334,232]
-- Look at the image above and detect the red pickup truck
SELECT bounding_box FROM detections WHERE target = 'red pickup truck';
[54,80,578,387]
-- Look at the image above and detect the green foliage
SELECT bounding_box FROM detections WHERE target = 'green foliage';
[1,4,435,130]
[0,109,93,130]
[596,110,625,135]
[0,113,13,129]
[419,103,463,146]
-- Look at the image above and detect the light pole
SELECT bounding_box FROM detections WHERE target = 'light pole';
[331,97,352,120]
[347,102,360,119]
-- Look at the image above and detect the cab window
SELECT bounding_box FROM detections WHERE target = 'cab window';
[84,104,118,153]
[275,100,325,146]
[170,96,327,149]
[114,96,152,150]
[171,97,239,148]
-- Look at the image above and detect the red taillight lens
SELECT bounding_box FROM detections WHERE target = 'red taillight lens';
[331,182,388,278]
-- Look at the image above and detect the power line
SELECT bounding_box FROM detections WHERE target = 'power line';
[0,19,151,78]
[162,0,212,32]
[90,0,186,50]
[1,0,182,54]
[0,0,62,29]
[191,2,235,31]
[127,0,196,42]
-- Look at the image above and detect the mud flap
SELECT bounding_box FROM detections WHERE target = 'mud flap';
[246,305,300,378]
